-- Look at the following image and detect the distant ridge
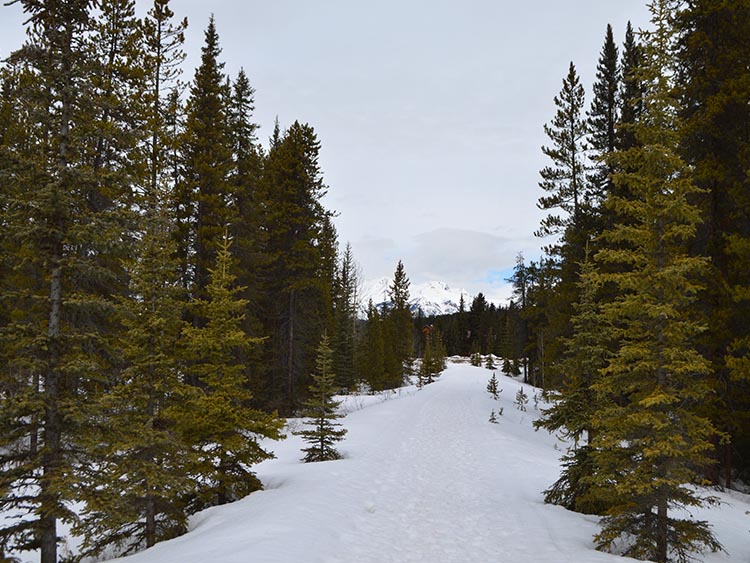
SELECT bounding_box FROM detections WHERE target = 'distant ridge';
[360,277,473,317]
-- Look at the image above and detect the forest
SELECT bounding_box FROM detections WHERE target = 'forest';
[1,1,749,563]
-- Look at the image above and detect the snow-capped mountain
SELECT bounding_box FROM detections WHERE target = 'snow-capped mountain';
[359,277,472,317]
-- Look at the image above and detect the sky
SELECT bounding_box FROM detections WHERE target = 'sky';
[0,1,652,303]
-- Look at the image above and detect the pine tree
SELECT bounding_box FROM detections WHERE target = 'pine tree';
[514,387,528,412]
[418,327,444,386]
[259,121,332,412]
[536,62,590,247]
[618,22,644,153]
[534,258,610,514]
[176,16,233,294]
[383,260,414,386]
[295,334,347,462]
[588,24,619,213]
[677,0,750,488]
[0,3,138,560]
[180,235,284,509]
[360,299,386,391]
[75,200,194,557]
[587,3,722,560]
[332,243,360,391]
[486,373,500,400]
[484,354,496,370]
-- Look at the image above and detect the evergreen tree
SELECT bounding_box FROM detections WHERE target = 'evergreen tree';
[226,68,267,401]
[76,200,194,557]
[501,356,511,374]
[180,236,284,509]
[360,299,386,391]
[486,373,500,400]
[484,354,496,370]
[514,387,528,412]
[618,22,644,153]
[677,0,750,487]
[295,333,347,462]
[536,62,590,247]
[332,243,360,391]
[0,3,137,560]
[142,0,187,201]
[176,16,233,294]
[535,258,610,514]
[587,3,722,560]
[383,260,414,386]
[588,24,619,212]
[259,120,332,412]
[418,327,445,386]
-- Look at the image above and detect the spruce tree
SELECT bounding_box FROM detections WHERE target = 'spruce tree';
[536,62,590,247]
[486,373,500,400]
[332,243,360,391]
[677,0,750,487]
[618,22,644,153]
[360,299,386,391]
[588,24,619,213]
[514,387,528,412]
[259,120,332,412]
[76,200,194,557]
[176,16,233,294]
[383,260,414,387]
[295,334,347,462]
[180,235,284,509]
[587,3,722,560]
[0,3,138,560]
[484,354,496,370]
[418,327,444,386]
[142,0,187,201]
[535,258,610,514]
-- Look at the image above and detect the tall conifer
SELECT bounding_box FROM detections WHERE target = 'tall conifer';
[180,236,283,509]
[177,16,233,294]
[588,3,722,560]
[677,0,750,487]
[0,3,138,560]
[588,24,619,212]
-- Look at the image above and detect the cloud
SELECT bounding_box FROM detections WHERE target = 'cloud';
[406,228,513,282]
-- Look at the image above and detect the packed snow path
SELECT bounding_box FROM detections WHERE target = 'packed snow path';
[111,363,749,563]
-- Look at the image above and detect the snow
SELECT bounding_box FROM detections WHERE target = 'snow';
[93,362,749,563]
[359,277,473,317]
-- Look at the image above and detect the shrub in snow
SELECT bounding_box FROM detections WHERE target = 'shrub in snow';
[514,387,528,412]
[486,373,500,400]
[295,334,347,462]
[485,354,496,370]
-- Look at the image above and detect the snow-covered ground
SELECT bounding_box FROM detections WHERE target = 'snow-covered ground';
[96,362,748,563]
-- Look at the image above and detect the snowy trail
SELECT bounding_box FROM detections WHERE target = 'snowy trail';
[323,368,608,563]
[106,363,748,563]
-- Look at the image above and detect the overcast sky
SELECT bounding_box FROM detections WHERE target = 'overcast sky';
[1,1,652,302]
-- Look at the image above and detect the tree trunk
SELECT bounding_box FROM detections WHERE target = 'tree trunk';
[656,488,668,563]
[41,262,62,563]
[145,493,156,548]
[287,289,295,409]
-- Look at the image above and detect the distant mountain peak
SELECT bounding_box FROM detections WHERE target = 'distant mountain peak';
[359,278,472,317]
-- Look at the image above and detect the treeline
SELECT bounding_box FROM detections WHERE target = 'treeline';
[0,1,416,561]
[516,2,749,562]
[416,279,537,383]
